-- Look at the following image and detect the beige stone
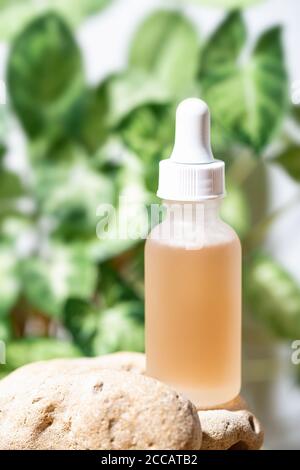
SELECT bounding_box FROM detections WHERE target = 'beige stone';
[198,396,264,450]
[0,364,201,450]
[0,352,264,450]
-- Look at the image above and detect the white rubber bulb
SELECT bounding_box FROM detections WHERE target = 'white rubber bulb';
[170,98,214,164]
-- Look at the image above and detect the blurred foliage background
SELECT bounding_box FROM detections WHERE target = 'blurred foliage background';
[0,0,300,437]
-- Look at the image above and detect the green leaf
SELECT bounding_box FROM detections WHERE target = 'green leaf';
[199,12,288,152]
[7,13,84,137]
[63,298,98,355]
[1,337,81,373]
[273,146,300,181]
[0,218,34,249]
[220,184,250,238]
[107,70,172,126]
[68,82,110,153]
[292,105,300,123]
[0,144,5,161]
[34,154,114,239]
[129,10,199,96]
[0,169,24,199]
[21,243,97,317]
[201,12,246,69]
[98,261,143,309]
[0,317,12,342]
[245,254,300,339]
[0,168,25,223]
[69,69,170,151]
[120,104,175,192]
[92,302,144,355]
[0,108,9,153]
[116,243,145,300]
[94,144,151,257]
[0,245,20,317]
[89,238,137,264]
[0,0,111,40]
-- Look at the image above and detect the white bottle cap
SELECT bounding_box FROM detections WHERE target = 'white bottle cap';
[157,98,225,201]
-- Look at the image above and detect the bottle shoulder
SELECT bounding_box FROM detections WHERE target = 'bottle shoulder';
[215,219,241,244]
[146,218,240,249]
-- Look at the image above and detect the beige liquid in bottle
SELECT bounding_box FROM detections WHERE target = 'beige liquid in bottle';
[145,207,241,407]
[145,98,242,408]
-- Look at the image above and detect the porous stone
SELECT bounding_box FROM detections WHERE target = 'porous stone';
[0,352,263,450]
[198,395,264,450]
[0,364,201,450]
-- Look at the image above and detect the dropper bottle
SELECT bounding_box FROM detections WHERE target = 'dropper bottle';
[145,98,241,408]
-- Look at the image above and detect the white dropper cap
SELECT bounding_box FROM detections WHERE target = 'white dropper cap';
[157,98,225,201]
